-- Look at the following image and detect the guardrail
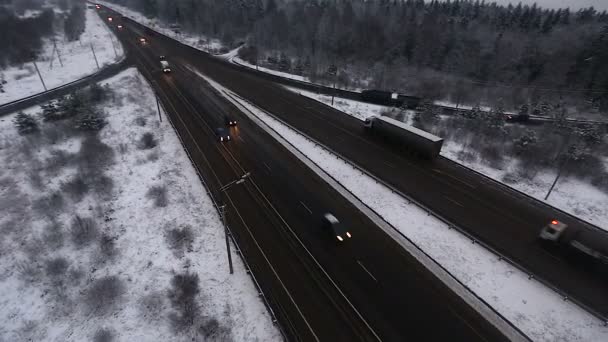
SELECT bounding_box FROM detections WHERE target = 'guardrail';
[227,91,533,340]
[0,57,130,117]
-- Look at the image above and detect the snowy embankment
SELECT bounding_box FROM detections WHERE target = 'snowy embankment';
[0,7,123,106]
[96,1,225,53]
[287,87,608,231]
[0,68,280,341]
[189,68,608,342]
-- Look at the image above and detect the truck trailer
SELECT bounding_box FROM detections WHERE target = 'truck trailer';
[539,220,608,265]
[364,116,444,159]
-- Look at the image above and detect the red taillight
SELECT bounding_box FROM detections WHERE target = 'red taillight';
[551,220,559,225]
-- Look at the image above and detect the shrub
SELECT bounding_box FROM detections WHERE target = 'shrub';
[90,174,115,199]
[137,132,157,150]
[98,234,118,261]
[199,317,232,340]
[134,116,147,127]
[167,272,200,329]
[69,216,99,248]
[44,149,74,174]
[74,110,106,132]
[43,222,64,251]
[85,276,125,315]
[78,136,115,174]
[45,257,69,277]
[13,112,39,135]
[146,185,168,207]
[87,83,112,104]
[93,328,114,342]
[33,192,65,218]
[61,175,89,202]
[165,226,193,254]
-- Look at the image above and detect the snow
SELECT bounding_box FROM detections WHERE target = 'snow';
[441,141,608,231]
[189,67,608,341]
[231,57,310,82]
[0,68,280,341]
[0,7,124,106]
[96,1,225,54]
[290,88,608,232]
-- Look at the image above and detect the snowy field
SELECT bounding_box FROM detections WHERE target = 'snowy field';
[190,69,608,341]
[0,68,280,341]
[288,88,608,231]
[0,7,123,106]
[96,1,225,54]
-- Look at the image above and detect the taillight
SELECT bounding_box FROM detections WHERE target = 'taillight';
[551,220,559,225]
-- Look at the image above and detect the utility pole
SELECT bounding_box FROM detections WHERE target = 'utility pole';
[53,38,63,67]
[156,95,163,123]
[32,61,47,91]
[90,43,100,70]
[219,204,234,274]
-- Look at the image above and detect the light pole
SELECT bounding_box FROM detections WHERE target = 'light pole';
[219,172,251,274]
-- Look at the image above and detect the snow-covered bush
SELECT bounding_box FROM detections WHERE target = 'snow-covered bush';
[13,112,39,135]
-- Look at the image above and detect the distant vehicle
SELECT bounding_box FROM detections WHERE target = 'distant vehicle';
[224,116,237,127]
[506,114,530,123]
[360,90,421,109]
[139,37,147,45]
[107,17,113,22]
[159,55,166,60]
[539,220,608,264]
[117,24,123,30]
[364,115,443,159]
[322,213,352,242]
[95,4,101,9]
[160,60,171,73]
[215,128,231,142]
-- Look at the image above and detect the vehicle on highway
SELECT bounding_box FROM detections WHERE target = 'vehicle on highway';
[215,127,231,142]
[159,55,166,60]
[506,114,530,123]
[107,17,113,22]
[364,115,444,159]
[117,24,123,30]
[322,213,352,242]
[360,89,421,109]
[160,60,171,73]
[224,115,237,126]
[139,37,147,45]
[95,4,101,9]
[539,220,608,264]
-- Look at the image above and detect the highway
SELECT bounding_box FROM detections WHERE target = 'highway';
[100,8,525,342]
[98,6,608,325]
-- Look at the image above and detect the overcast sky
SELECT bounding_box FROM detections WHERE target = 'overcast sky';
[487,0,608,11]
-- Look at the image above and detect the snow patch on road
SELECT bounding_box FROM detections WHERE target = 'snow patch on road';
[193,70,608,342]
[0,7,123,106]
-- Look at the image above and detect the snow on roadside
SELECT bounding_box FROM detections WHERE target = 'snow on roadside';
[96,1,225,53]
[0,7,123,106]
[289,89,608,231]
[0,68,280,341]
[231,57,310,82]
[192,69,608,342]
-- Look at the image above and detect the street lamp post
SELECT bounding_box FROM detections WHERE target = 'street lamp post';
[219,172,251,274]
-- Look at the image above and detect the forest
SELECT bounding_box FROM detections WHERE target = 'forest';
[106,0,608,115]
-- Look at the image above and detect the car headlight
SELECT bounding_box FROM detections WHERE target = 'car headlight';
[346,232,352,238]
[336,236,344,242]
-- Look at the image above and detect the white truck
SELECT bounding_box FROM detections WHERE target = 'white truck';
[364,115,443,159]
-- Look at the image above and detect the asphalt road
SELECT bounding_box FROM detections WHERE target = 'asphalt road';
[101,9,524,342]
[99,7,608,323]
[0,58,130,117]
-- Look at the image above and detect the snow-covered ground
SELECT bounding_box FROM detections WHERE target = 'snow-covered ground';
[190,68,608,341]
[231,57,310,83]
[287,88,608,232]
[0,7,123,106]
[0,68,280,341]
[96,1,225,54]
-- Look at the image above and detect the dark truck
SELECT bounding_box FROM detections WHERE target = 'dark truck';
[360,90,421,109]
[364,116,443,159]
[539,220,608,265]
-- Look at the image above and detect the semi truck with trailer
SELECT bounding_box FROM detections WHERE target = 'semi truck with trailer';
[363,116,443,159]
[539,220,608,265]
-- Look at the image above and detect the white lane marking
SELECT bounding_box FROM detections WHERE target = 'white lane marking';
[300,201,313,215]
[444,196,465,208]
[357,260,378,283]
[383,161,395,168]
[237,135,245,143]
[263,162,272,172]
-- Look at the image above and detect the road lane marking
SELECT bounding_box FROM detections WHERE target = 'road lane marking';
[383,161,396,168]
[443,196,464,208]
[263,162,272,172]
[237,135,245,143]
[357,260,378,283]
[300,201,313,214]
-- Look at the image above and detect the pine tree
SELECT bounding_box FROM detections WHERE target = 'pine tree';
[278,52,291,72]
[13,112,39,135]
[74,110,106,132]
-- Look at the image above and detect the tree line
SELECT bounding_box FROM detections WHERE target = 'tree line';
[106,0,608,112]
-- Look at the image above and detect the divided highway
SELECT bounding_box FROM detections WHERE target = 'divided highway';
[98,6,608,325]
[100,7,525,342]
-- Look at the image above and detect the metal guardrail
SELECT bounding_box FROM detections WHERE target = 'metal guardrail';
[152,83,289,342]
[227,92,533,340]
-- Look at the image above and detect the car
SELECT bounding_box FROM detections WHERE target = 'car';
[322,213,352,242]
[139,37,147,45]
[215,128,231,142]
[160,60,171,73]
[159,55,166,60]
[95,4,101,9]
[224,116,237,126]
[117,24,123,30]
[107,17,113,22]
[506,114,530,123]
